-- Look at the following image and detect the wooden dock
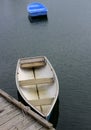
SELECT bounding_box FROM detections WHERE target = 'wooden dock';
[0,89,55,130]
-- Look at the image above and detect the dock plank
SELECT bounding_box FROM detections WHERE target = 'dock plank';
[0,96,6,102]
[0,104,17,117]
[40,127,51,130]
[0,97,8,104]
[9,118,35,130]
[0,102,11,110]
[40,128,55,130]
[0,109,21,125]
[9,112,37,130]
[0,112,23,130]
[0,89,55,130]
[25,122,43,130]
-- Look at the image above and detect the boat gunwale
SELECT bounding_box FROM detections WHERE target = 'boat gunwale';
[15,56,59,118]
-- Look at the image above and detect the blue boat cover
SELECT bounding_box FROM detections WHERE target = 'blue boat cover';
[27,2,48,17]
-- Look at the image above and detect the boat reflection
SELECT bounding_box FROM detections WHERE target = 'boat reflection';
[49,97,59,128]
[28,15,48,23]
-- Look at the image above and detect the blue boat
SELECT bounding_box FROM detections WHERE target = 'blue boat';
[27,2,48,17]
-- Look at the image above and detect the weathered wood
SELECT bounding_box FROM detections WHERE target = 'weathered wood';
[40,127,48,130]
[0,89,55,129]
[20,57,46,69]
[0,105,17,117]
[0,98,8,105]
[0,112,23,130]
[29,98,54,106]
[0,109,21,125]
[9,116,35,130]
[0,102,11,110]
[19,78,54,87]
[0,96,6,102]
[25,121,42,130]
[40,127,55,130]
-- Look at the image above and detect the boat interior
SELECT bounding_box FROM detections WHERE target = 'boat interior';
[17,57,57,116]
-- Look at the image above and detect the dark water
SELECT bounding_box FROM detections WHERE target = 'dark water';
[0,0,91,129]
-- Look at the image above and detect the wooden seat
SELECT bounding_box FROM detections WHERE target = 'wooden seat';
[20,57,46,69]
[28,97,54,106]
[19,78,54,87]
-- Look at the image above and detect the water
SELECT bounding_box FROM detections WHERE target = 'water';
[0,0,91,129]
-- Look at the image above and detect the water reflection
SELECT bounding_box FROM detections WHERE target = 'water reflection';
[17,91,28,106]
[28,15,48,23]
[49,97,59,128]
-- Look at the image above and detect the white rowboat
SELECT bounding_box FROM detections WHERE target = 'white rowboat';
[16,56,59,119]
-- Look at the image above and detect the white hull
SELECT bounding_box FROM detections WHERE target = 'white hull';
[16,56,59,118]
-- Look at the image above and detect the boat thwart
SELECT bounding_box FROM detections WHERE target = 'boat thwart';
[16,56,59,119]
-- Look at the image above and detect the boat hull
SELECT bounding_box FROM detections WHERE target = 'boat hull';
[27,2,48,17]
[16,56,59,118]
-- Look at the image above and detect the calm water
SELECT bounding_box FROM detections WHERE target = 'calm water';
[0,0,91,129]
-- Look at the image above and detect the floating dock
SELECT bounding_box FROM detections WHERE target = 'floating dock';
[0,89,55,130]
